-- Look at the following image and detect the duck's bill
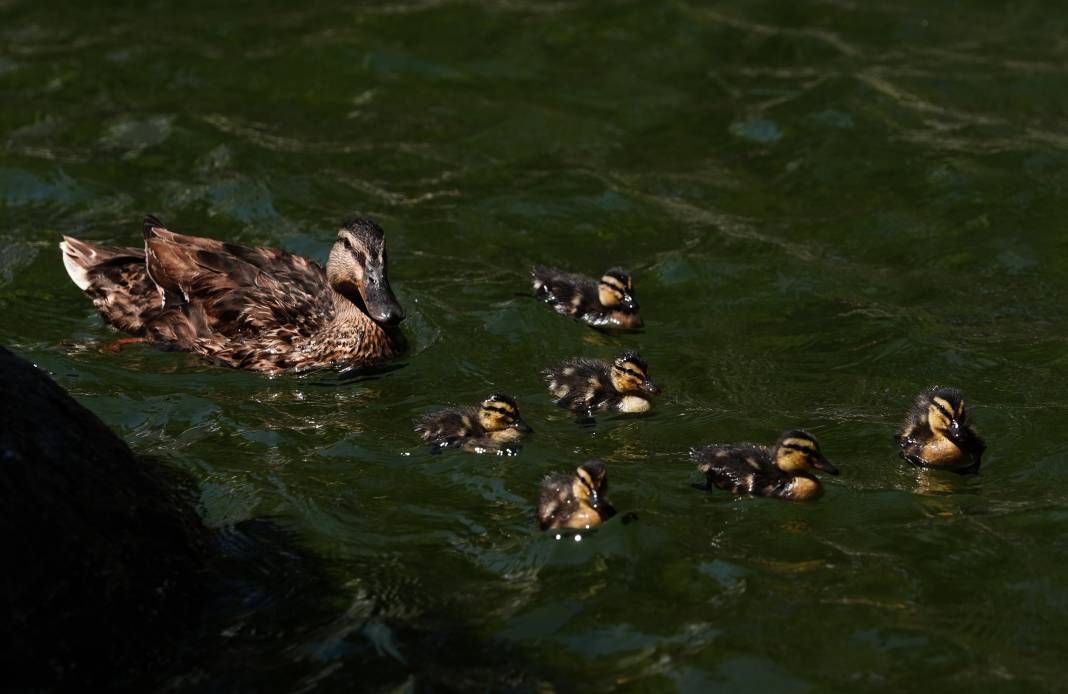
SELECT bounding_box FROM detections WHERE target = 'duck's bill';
[946,421,969,447]
[813,454,839,475]
[513,417,534,434]
[641,380,662,396]
[360,276,405,325]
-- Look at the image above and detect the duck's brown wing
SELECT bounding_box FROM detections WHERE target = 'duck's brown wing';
[141,218,333,343]
[59,236,161,335]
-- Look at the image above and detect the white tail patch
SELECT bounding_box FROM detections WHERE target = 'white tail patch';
[59,238,92,290]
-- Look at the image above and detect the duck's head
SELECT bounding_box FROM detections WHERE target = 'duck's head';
[573,460,609,507]
[773,430,838,475]
[918,386,972,447]
[610,351,661,396]
[477,393,533,434]
[598,268,638,312]
[326,218,405,326]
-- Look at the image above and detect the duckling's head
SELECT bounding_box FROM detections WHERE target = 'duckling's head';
[773,430,838,475]
[917,386,972,446]
[598,268,638,311]
[574,460,609,507]
[610,351,661,396]
[326,218,405,326]
[477,393,533,434]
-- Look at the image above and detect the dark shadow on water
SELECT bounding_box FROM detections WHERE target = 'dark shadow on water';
[157,517,564,692]
[308,361,408,387]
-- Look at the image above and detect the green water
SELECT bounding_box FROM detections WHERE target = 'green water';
[4,0,1068,689]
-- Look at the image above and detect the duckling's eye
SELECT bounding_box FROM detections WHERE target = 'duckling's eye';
[340,236,353,250]
[930,399,954,421]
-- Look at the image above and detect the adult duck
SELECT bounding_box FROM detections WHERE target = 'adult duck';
[59,215,405,374]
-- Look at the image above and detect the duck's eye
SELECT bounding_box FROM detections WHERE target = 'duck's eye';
[340,236,353,250]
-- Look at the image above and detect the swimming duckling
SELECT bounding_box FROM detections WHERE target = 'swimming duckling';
[538,460,617,530]
[543,351,661,417]
[531,266,642,330]
[896,386,985,473]
[414,393,533,455]
[692,430,838,501]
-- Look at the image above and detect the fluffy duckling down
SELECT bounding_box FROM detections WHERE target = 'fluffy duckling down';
[415,393,532,455]
[543,351,661,417]
[538,460,616,531]
[692,430,838,501]
[896,386,985,473]
[531,265,642,330]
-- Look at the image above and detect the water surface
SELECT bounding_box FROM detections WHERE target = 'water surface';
[3,0,1068,690]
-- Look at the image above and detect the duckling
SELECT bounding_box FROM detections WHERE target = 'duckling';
[531,266,642,330]
[896,386,985,473]
[692,430,838,501]
[543,351,661,417]
[414,393,533,455]
[538,460,617,530]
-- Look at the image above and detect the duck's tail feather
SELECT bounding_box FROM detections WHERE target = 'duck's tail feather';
[59,235,158,334]
[59,236,97,291]
[143,214,166,239]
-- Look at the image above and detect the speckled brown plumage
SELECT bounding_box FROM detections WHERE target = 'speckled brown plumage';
[60,215,405,374]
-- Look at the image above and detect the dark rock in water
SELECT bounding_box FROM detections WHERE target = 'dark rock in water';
[0,346,210,688]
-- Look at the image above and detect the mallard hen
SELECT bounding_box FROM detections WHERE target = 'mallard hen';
[59,215,405,374]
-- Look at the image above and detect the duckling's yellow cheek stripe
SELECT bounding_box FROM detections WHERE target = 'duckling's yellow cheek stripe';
[927,404,949,429]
